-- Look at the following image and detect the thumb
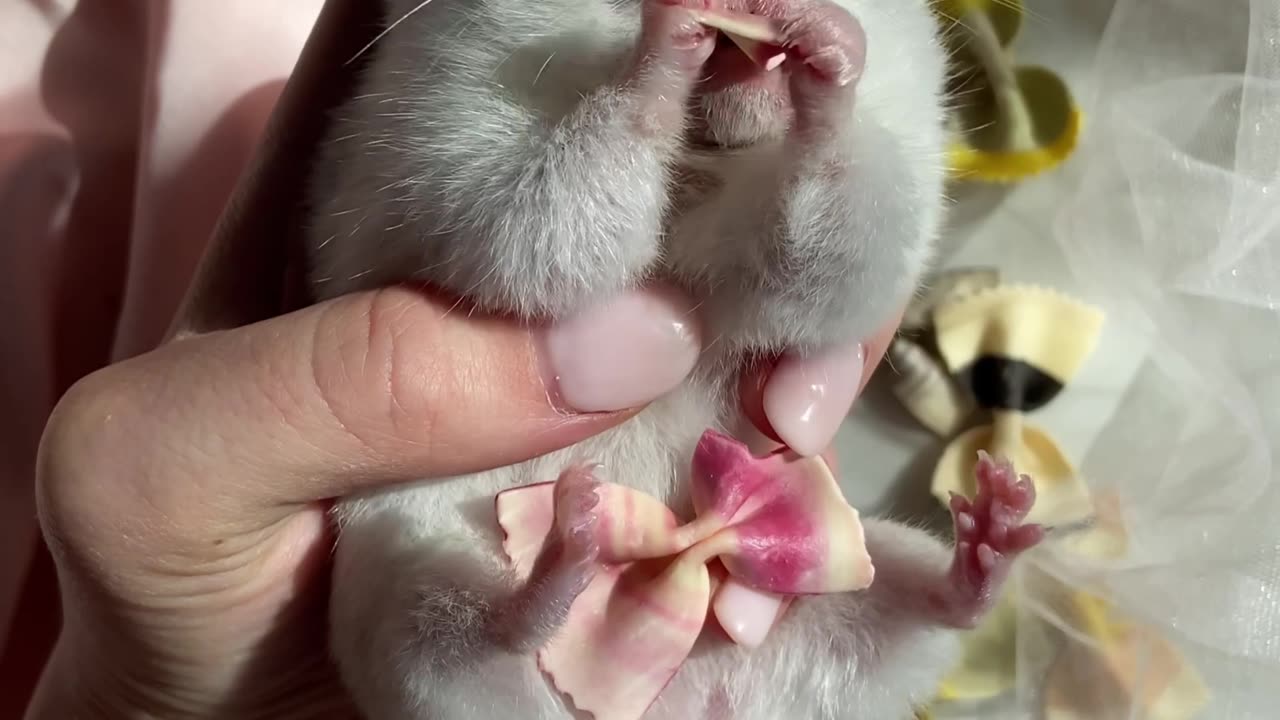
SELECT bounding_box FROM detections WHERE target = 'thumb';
[39,284,702,536]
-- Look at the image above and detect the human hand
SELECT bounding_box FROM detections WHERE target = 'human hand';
[26,291,895,720]
[27,286,896,720]
[29,279,711,720]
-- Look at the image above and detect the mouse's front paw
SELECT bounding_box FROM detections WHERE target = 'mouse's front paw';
[624,1,718,132]
[532,465,603,605]
[549,465,603,596]
[942,452,1044,627]
[494,466,602,652]
[647,0,719,59]
[779,1,866,124]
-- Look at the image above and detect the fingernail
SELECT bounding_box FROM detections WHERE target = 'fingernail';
[541,287,702,412]
[762,341,864,457]
[713,580,785,648]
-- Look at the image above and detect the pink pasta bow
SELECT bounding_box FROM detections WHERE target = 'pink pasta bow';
[496,429,875,720]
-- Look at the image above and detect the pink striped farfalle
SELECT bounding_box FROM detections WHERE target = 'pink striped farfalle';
[496,429,875,720]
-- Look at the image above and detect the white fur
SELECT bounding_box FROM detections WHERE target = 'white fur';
[305,1,956,718]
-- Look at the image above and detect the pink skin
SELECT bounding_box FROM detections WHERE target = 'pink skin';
[936,451,1045,628]
[777,1,867,135]
[548,466,603,594]
[627,1,718,134]
[493,466,602,651]
[691,0,867,104]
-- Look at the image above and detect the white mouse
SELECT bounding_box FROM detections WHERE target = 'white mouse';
[303,1,1043,718]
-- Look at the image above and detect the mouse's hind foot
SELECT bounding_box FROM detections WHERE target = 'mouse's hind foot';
[940,452,1044,628]
[491,465,602,652]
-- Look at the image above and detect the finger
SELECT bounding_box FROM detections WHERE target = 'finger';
[1007,524,1045,553]
[41,284,703,536]
[169,0,384,336]
[821,445,838,476]
[739,306,905,454]
[712,580,787,648]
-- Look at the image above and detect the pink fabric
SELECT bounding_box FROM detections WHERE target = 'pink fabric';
[0,0,323,666]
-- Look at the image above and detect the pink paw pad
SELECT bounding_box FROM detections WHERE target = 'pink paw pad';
[948,452,1044,601]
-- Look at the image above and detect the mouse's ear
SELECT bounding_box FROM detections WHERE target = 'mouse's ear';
[168,0,384,340]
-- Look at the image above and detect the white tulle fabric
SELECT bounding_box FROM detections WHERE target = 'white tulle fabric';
[1023,0,1280,716]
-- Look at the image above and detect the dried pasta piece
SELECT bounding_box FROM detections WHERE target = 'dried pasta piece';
[934,422,1091,527]
[692,9,787,69]
[934,0,1082,182]
[888,267,1000,436]
[932,284,1104,413]
[497,430,872,720]
[690,8,779,42]
[946,67,1082,183]
[902,266,1002,332]
[886,338,976,437]
[929,285,1104,528]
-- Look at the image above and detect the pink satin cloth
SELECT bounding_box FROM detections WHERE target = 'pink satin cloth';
[0,0,324,679]
[497,430,874,720]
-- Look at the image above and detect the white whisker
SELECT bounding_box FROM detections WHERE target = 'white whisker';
[345,0,439,67]
[532,52,557,87]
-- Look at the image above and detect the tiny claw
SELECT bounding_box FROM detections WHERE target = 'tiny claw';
[1008,524,1045,552]
[571,511,599,537]
[1018,473,1037,500]
[552,467,604,551]
[976,544,998,573]
[577,488,602,514]
[800,49,858,87]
